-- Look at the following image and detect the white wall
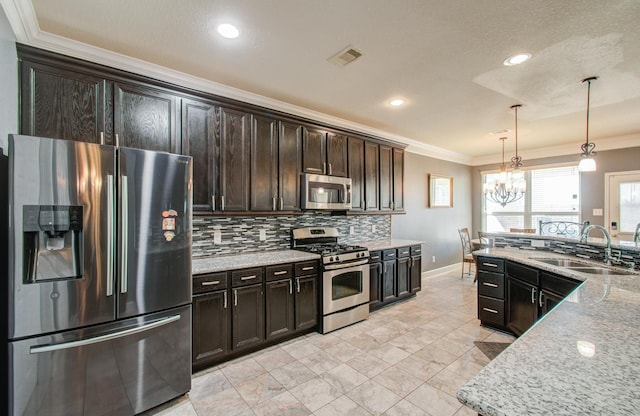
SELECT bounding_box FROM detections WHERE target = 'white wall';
[0,6,17,153]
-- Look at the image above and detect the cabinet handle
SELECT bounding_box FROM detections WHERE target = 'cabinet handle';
[223,291,228,309]
[308,167,323,173]
[272,197,276,211]
[483,262,499,268]
[273,271,288,276]
[100,131,105,145]
[378,263,383,274]
[328,163,332,175]
[391,201,394,210]
[364,200,367,210]
[323,162,327,174]
[115,133,120,147]
[387,253,395,257]
[296,277,301,292]
[289,279,293,294]
[233,289,238,306]
[201,280,220,286]
[400,251,409,255]
[211,195,216,211]
[302,266,314,271]
[539,292,544,308]
[383,264,387,273]
[280,197,284,210]
[241,275,257,281]
[482,307,499,314]
[531,287,537,304]
[371,255,380,260]
[482,282,498,288]
[221,195,225,211]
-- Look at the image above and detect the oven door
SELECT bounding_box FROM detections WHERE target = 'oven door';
[323,261,370,314]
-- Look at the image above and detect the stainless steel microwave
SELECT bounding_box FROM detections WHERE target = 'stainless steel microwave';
[301,173,352,210]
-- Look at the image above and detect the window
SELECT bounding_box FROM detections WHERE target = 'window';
[482,165,580,233]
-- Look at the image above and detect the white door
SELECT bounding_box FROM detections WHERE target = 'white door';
[606,171,640,239]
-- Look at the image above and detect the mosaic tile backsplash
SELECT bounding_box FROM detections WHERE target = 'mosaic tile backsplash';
[192,211,391,257]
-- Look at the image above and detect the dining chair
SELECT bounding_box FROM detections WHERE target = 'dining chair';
[457,228,475,280]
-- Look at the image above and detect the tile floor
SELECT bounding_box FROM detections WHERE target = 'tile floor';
[146,269,515,416]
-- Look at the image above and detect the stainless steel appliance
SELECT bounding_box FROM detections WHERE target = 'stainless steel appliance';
[291,227,369,333]
[5,135,193,416]
[301,173,352,210]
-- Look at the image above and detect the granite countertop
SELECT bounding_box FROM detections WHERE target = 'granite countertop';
[192,250,320,275]
[483,231,640,252]
[457,248,640,415]
[359,239,423,251]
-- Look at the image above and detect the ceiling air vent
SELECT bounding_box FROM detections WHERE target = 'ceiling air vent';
[328,46,364,67]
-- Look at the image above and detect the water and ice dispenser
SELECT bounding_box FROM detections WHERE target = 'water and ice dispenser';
[23,205,83,282]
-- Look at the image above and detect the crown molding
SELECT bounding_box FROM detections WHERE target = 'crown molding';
[1,0,471,165]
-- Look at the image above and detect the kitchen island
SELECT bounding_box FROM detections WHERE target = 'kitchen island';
[457,248,640,415]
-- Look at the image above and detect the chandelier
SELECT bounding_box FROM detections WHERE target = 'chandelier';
[484,105,526,207]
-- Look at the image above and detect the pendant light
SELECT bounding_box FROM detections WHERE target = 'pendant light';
[484,136,525,207]
[578,76,598,172]
[509,104,526,192]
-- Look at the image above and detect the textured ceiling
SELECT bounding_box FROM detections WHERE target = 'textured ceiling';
[8,0,640,163]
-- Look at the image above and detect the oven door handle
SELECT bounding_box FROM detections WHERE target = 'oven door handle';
[323,258,370,270]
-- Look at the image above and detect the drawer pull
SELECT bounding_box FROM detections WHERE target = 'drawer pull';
[482,282,498,288]
[483,262,499,268]
[201,280,220,286]
[482,307,499,314]
[401,251,409,255]
[387,253,395,257]
[371,256,380,260]
[301,266,314,271]
[273,271,288,276]
[241,275,258,281]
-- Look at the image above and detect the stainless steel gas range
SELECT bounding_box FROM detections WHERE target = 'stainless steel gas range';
[291,227,370,333]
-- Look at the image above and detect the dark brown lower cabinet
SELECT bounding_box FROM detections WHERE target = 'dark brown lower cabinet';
[396,256,411,298]
[382,258,397,304]
[410,254,422,294]
[193,291,229,365]
[266,279,295,340]
[506,276,538,336]
[369,252,383,310]
[232,283,265,350]
[295,276,318,330]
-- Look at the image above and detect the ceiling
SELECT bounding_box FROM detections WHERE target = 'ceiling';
[3,0,640,164]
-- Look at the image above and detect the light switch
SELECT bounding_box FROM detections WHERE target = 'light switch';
[593,208,603,216]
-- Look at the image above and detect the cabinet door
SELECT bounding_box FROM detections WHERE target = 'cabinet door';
[392,148,404,211]
[379,145,393,211]
[382,260,396,303]
[396,257,411,298]
[20,60,107,144]
[364,141,379,211]
[113,83,178,152]
[326,133,348,177]
[302,126,327,174]
[410,255,422,294]
[348,137,365,211]
[232,284,265,350]
[251,115,279,211]
[506,277,538,336]
[279,121,303,211]
[182,97,216,212]
[193,291,229,366]
[540,289,563,317]
[369,262,382,308]
[266,279,295,340]
[218,107,251,212]
[295,276,318,331]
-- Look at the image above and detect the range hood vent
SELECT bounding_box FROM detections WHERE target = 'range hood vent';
[328,46,364,67]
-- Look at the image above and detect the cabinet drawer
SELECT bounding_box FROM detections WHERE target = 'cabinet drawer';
[382,249,397,261]
[231,267,264,287]
[266,264,293,282]
[540,272,580,297]
[369,251,382,263]
[477,271,505,299]
[507,261,538,286]
[294,261,318,276]
[477,257,504,273]
[410,245,422,256]
[478,295,505,326]
[193,272,228,294]
[397,246,411,258]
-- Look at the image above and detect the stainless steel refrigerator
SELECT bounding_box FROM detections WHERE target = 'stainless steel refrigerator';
[6,134,193,415]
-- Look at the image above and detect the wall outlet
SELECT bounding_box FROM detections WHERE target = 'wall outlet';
[213,230,222,244]
[531,239,546,248]
[432,255,436,263]
[593,208,603,216]
[372,225,377,232]
[349,226,355,235]
[259,229,266,241]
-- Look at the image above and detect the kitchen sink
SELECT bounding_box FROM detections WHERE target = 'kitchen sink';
[568,267,636,276]
[533,258,589,268]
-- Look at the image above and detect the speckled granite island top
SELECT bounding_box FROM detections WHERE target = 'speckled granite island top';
[359,239,423,251]
[192,250,320,275]
[457,248,640,415]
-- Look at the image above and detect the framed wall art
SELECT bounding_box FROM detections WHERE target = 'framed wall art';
[428,174,453,208]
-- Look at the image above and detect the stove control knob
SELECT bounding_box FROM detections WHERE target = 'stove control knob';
[329,257,334,262]
[336,256,340,261]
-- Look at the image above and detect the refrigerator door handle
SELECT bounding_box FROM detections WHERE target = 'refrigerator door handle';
[120,175,129,294]
[30,315,181,354]
[106,174,115,296]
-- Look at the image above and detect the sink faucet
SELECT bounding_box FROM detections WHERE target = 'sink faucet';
[581,224,612,265]
[634,223,640,244]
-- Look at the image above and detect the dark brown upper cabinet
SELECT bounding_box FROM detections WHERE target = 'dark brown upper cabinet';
[392,147,404,211]
[379,145,393,211]
[20,58,108,144]
[278,121,303,211]
[302,126,327,175]
[181,97,216,212]
[250,115,279,211]
[326,133,348,177]
[347,137,365,211]
[364,141,379,211]
[216,107,251,212]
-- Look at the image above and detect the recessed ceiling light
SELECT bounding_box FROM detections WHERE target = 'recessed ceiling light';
[389,99,405,106]
[503,53,532,66]
[217,23,239,39]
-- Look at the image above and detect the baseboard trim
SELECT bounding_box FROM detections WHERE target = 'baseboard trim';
[422,262,469,279]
